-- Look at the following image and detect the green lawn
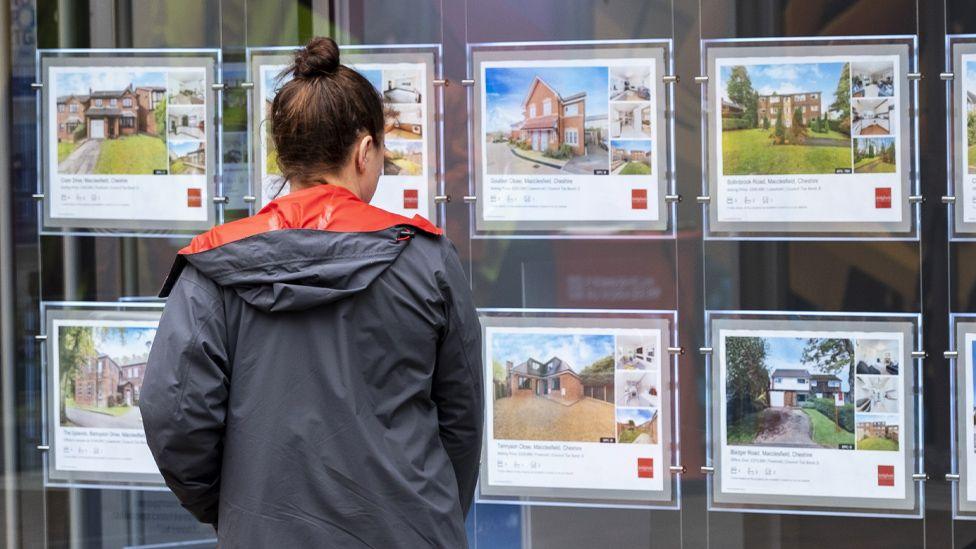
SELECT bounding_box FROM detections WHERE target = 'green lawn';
[727,411,761,444]
[169,159,187,174]
[857,436,898,451]
[58,141,78,162]
[391,158,422,176]
[619,161,652,175]
[854,156,896,173]
[969,144,976,174]
[267,147,281,175]
[95,134,167,175]
[65,395,133,417]
[723,128,852,175]
[618,427,640,443]
[802,408,855,448]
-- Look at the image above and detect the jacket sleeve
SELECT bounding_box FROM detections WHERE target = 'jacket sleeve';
[141,265,230,526]
[432,240,484,517]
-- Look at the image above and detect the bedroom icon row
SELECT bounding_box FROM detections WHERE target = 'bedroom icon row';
[33,36,976,240]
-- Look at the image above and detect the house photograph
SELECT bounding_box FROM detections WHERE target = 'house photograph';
[610,102,652,139]
[720,61,852,175]
[54,68,168,175]
[853,137,896,174]
[169,140,206,175]
[616,407,658,444]
[725,335,855,449]
[610,139,652,175]
[483,65,609,176]
[855,374,899,414]
[854,338,899,375]
[609,65,652,102]
[382,69,422,103]
[855,413,899,451]
[615,333,657,370]
[357,68,383,94]
[852,98,893,136]
[58,324,155,430]
[967,60,976,173]
[490,331,615,443]
[614,371,657,408]
[851,61,894,98]
[167,70,206,105]
[384,103,423,140]
[167,105,205,140]
[383,141,423,176]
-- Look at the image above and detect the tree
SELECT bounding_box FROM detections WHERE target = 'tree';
[492,360,507,382]
[788,107,808,144]
[154,97,167,137]
[969,111,976,147]
[868,142,876,157]
[829,63,852,135]
[801,338,855,403]
[770,107,786,145]
[762,116,770,130]
[726,66,759,128]
[58,326,95,423]
[579,355,614,387]
[725,337,769,421]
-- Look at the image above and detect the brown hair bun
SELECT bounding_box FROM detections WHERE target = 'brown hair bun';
[293,36,340,78]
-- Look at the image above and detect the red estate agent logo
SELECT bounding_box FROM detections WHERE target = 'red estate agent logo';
[875,187,892,209]
[877,465,895,486]
[403,189,419,210]
[187,188,202,208]
[631,189,648,210]
[637,458,654,479]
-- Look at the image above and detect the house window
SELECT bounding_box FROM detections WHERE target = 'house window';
[774,377,782,383]
[529,104,537,118]
[95,99,102,107]
[551,377,560,390]
[812,106,819,112]
[123,98,132,107]
[797,378,807,384]
[121,116,134,128]
[58,104,65,113]
[110,98,117,106]
[564,104,578,116]
[518,377,531,390]
[796,94,804,101]
[565,128,578,146]
[59,123,65,131]
[543,99,552,115]
[69,104,78,113]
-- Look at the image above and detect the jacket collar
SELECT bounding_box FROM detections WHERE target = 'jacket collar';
[179,184,441,255]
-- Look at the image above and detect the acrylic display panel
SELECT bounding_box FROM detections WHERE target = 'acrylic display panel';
[706,311,922,517]
[702,37,918,240]
[953,316,976,517]
[247,45,441,221]
[42,302,166,489]
[948,36,976,238]
[477,309,678,509]
[468,40,673,237]
[38,49,220,236]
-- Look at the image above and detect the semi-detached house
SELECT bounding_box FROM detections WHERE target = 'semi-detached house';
[517,76,587,156]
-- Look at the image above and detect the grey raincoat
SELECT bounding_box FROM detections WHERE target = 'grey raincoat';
[141,184,483,548]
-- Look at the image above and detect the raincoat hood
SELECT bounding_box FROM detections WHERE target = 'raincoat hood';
[161,184,442,313]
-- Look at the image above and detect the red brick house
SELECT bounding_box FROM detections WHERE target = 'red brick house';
[757,91,821,127]
[506,356,584,403]
[73,352,148,408]
[56,84,165,142]
[517,77,586,156]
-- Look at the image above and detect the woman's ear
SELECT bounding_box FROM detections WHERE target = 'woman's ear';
[356,135,374,173]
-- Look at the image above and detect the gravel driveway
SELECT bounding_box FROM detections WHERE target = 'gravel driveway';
[752,408,819,447]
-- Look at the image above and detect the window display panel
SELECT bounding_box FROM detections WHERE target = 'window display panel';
[248,45,440,220]
[469,41,673,236]
[478,310,677,507]
[39,50,219,235]
[707,312,921,516]
[948,36,976,237]
[43,302,165,488]
[953,317,976,516]
[703,37,917,238]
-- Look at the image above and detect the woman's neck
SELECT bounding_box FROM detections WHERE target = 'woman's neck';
[290,173,362,201]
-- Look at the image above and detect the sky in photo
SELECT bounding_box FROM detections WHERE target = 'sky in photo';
[617,407,655,424]
[762,336,853,392]
[856,412,898,426]
[484,65,609,133]
[611,139,652,154]
[357,69,383,93]
[56,69,166,97]
[60,325,157,363]
[491,331,614,372]
[169,140,203,156]
[262,65,291,99]
[720,61,847,116]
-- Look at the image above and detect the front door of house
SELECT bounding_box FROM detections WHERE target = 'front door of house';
[124,388,132,406]
[540,131,549,151]
[90,119,105,139]
[540,380,548,395]
[532,132,539,151]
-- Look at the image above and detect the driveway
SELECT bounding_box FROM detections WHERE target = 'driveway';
[59,139,101,174]
[751,408,819,447]
[493,393,614,442]
[66,405,143,430]
[485,142,561,175]
[563,149,610,175]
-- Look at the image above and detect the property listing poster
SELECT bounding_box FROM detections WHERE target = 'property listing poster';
[47,308,163,485]
[957,322,976,511]
[713,317,917,512]
[953,45,976,233]
[252,52,436,219]
[480,313,673,504]
[707,42,913,235]
[472,44,670,234]
[43,56,215,232]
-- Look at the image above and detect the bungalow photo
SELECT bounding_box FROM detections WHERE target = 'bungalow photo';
[490,331,616,443]
[54,68,169,175]
[610,139,652,176]
[967,60,976,173]
[384,141,423,176]
[851,61,895,98]
[484,65,610,176]
[615,333,657,370]
[852,98,894,137]
[854,338,900,376]
[615,371,657,408]
[720,61,852,175]
[169,140,206,175]
[58,324,155,430]
[853,137,896,174]
[854,375,899,414]
[855,413,899,451]
[725,335,856,449]
[616,407,658,444]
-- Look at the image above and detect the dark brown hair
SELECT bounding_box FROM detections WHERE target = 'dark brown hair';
[270,37,385,184]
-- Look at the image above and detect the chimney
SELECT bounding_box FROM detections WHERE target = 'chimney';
[506,361,513,375]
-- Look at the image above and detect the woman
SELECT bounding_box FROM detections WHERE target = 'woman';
[141,37,483,548]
